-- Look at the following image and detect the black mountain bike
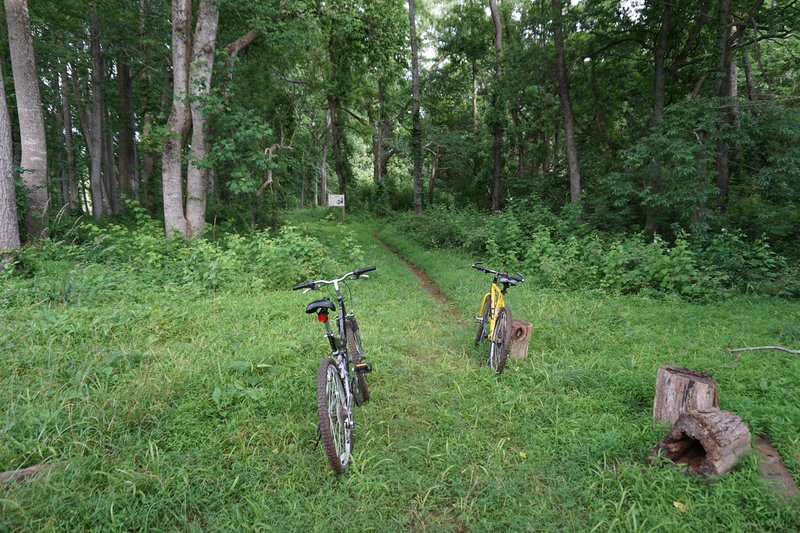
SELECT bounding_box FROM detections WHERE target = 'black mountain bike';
[292,266,375,474]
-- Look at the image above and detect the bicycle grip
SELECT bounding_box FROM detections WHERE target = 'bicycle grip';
[292,280,315,291]
[354,266,376,277]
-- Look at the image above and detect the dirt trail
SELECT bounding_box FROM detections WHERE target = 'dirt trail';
[376,236,455,308]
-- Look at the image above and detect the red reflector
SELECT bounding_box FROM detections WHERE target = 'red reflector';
[317,313,328,322]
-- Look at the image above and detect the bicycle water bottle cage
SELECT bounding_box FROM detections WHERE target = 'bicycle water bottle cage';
[306,297,336,316]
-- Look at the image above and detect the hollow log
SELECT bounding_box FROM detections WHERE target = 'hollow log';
[651,409,751,476]
[509,319,532,359]
[653,366,718,424]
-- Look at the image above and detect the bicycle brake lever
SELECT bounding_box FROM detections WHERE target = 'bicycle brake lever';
[302,288,313,294]
[360,274,370,279]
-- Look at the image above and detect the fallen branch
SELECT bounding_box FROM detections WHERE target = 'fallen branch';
[706,345,799,372]
[727,346,800,355]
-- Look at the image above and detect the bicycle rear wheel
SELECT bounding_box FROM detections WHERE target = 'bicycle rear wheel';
[488,306,512,373]
[316,358,352,474]
[346,317,370,404]
[475,296,491,346]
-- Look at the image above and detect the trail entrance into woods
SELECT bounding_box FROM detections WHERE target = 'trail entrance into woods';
[376,236,455,308]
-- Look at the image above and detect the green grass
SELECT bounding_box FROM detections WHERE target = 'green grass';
[1,219,799,532]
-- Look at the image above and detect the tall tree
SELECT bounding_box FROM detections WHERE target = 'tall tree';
[488,0,503,213]
[551,0,581,214]
[409,0,423,214]
[5,0,48,238]
[162,0,191,237]
[185,0,219,237]
[0,63,20,263]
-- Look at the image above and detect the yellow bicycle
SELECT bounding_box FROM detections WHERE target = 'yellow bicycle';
[472,262,524,373]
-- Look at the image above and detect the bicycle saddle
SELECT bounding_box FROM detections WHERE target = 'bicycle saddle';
[306,297,336,314]
[498,276,518,286]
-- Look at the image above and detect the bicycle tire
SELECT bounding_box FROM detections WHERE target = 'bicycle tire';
[488,306,512,373]
[346,317,370,404]
[475,296,491,346]
[316,358,352,474]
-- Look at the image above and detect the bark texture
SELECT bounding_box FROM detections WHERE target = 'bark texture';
[162,0,192,237]
[653,366,719,424]
[186,0,219,238]
[0,64,21,262]
[509,319,533,359]
[5,0,49,237]
[651,409,751,476]
[88,17,106,218]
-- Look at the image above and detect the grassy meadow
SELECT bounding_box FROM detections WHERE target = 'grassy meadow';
[1,218,799,531]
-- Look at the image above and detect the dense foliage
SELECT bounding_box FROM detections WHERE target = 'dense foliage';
[0,0,796,253]
[387,204,800,301]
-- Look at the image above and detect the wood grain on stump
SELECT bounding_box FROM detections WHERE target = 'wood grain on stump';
[651,410,751,476]
[509,319,532,359]
[653,366,719,424]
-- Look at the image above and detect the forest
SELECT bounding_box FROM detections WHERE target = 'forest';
[1,0,800,531]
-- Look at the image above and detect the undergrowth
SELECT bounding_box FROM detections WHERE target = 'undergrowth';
[387,204,799,301]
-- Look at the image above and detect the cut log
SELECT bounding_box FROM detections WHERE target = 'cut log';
[509,319,532,359]
[0,463,54,484]
[653,366,718,424]
[651,409,751,476]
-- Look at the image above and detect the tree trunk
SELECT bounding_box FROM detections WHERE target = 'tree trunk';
[186,0,219,238]
[88,16,106,218]
[652,366,719,424]
[320,111,330,205]
[162,0,192,238]
[651,409,751,477]
[5,0,49,238]
[0,63,21,264]
[426,151,438,205]
[409,0,423,214]
[60,70,79,210]
[117,58,136,204]
[552,0,581,215]
[471,60,478,136]
[716,0,738,214]
[489,0,503,213]
[103,101,118,214]
[141,112,155,211]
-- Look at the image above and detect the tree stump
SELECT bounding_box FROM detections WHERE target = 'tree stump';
[653,366,719,424]
[509,319,532,359]
[650,409,751,476]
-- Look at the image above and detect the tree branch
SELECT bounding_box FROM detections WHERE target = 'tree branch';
[727,346,800,354]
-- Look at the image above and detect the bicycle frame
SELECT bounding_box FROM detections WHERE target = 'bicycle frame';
[318,281,354,423]
[479,281,507,342]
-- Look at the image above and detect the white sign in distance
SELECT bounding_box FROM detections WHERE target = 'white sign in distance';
[328,194,345,207]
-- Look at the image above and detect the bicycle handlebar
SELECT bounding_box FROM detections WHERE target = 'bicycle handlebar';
[471,262,525,283]
[292,266,377,291]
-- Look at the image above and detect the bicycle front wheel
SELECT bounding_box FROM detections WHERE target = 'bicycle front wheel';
[316,358,352,474]
[488,306,512,373]
[346,317,370,404]
[475,296,491,346]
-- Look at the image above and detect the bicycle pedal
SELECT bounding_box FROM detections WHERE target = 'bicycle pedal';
[354,362,373,374]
